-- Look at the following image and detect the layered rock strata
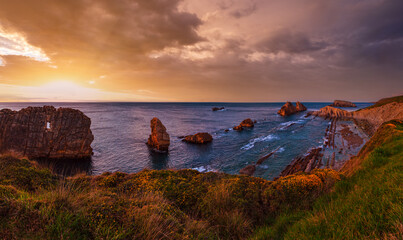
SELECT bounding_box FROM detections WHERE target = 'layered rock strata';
[0,106,93,159]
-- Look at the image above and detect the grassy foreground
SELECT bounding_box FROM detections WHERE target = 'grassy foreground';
[251,120,403,240]
[0,120,401,239]
[0,156,339,239]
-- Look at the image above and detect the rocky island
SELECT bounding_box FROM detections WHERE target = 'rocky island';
[278,101,307,116]
[182,132,213,144]
[330,100,357,108]
[233,118,255,131]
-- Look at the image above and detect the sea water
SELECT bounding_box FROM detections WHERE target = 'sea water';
[0,102,371,179]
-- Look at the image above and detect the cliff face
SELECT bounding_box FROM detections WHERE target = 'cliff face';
[0,106,94,159]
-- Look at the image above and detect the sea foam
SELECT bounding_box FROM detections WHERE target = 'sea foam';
[241,134,278,150]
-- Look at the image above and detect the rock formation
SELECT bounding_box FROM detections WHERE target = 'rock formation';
[212,107,225,111]
[279,147,323,177]
[146,117,170,152]
[278,101,307,116]
[233,118,254,131]
[0,106,94,160]
[182,132,213,144]
[330,100,357,108]
[296,101,307,111]
[311,102,403,133]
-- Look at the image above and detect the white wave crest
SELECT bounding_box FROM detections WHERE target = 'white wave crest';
[241,134,278,150]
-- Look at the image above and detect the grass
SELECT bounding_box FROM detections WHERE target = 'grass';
[361,95,403,110]
[250,120,403,240]
[0,155,340,239]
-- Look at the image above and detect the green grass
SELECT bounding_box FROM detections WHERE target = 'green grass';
[251,120,403,240]
[362,95,403,110]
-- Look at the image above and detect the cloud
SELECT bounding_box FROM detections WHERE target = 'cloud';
[257,29,327,54]
[0,27,50,65]
[229,2,257,19]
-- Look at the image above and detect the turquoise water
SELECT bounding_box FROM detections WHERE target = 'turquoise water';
[0,102,371,179]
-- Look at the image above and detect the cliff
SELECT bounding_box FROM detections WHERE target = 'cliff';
[311,97,403,135]
[0,106,93,160]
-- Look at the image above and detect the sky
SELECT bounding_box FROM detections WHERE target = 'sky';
[0,0,402,102]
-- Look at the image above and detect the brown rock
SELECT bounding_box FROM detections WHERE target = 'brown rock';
[240,118,254,128]
[239,164,256,176]
[146,117,170,152]
[212,107,225,111]
[0,106,94,160]
[330,100,357,108]
[182,132,213,144]
[296,101,307,111]
[233,118,254,131]
[310,106,353,119]
[278,101,307,116]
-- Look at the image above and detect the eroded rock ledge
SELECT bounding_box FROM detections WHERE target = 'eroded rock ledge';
[146,117,170,152]
[0,106,94,160]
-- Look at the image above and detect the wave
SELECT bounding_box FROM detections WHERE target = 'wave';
[279,120,305,130]
[277,147,285,153]
[192,166,217,173]
[241,134,278,150]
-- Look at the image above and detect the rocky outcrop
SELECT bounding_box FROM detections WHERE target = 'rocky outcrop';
[146,118,170,152]
[212,107,225,111]
[279,147,323,177]
[311,102,403,133]
[296,101,307,111]
[330,100,357,108]
[310,106,353,119]
[278,101,307,116]
[233,118,254,131]
[0,106,93,160]
[182,132,213,144]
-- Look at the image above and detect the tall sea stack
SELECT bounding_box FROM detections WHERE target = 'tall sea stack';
[147,117,170,152]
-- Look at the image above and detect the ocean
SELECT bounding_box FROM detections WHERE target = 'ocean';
[0,102,371,179]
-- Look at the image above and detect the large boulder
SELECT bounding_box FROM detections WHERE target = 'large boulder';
[330,100,357,108]
[146,117,170,152]
[233,118,254,131]
[330,100,357,107]
[182,132,213,144]
[0,106,94,160]
[278,101,307,116]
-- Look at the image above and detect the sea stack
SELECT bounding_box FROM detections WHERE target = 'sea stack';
[182,132,213,144]
[278,101,307,116]
[147,117,170,152]
[0,106,94,160]
[330,100,357,108]
[233,118,255,131]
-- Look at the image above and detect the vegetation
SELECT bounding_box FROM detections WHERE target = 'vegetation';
[0,155,339,239]
[251,120,403,240]
[0,120,401,239]
[363,95,403,110]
